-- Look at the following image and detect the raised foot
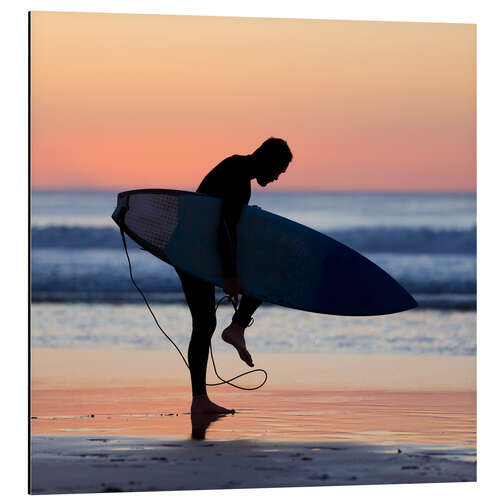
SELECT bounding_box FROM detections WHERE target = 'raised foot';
[191,395,234,415]
[222,323,254,367]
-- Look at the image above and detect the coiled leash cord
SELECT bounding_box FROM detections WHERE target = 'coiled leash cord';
[120,229,268,391]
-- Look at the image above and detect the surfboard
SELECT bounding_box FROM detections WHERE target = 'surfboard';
[112,189,417,316]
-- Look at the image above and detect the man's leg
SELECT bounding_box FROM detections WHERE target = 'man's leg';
[175,267,233,414]
[232,296,262,328]
[222,295,262,367]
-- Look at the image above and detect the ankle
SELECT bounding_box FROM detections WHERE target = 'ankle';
[192,394,209,402]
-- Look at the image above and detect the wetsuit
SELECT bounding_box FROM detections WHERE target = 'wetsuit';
[175,154,262,397]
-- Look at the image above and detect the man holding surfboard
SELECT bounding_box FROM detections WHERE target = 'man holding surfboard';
[113,138,416,415]
[175,138,293,414]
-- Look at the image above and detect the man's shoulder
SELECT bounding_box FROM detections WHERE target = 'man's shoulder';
[225,154,247,163]
[197,154,249,195]
[218,154,248,168]
[208,154,249,178]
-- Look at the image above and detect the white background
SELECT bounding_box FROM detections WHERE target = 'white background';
[1,1,498,499]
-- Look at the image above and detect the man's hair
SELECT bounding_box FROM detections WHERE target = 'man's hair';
[253,137,293,167]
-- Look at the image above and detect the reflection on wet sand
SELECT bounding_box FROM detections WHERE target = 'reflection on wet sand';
[191,412,229,440]
[31,386,475,448]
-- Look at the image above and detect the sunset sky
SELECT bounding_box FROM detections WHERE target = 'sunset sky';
[30,12,476,192]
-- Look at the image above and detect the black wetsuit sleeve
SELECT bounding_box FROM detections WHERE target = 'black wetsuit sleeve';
[218,193,244,279]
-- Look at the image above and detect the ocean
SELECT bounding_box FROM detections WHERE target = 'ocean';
[30,191,476,356]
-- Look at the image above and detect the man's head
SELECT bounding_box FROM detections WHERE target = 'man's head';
[252,137,293,187]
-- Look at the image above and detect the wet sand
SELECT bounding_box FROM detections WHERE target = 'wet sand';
[30,435,475,494]
[30,349,476,493]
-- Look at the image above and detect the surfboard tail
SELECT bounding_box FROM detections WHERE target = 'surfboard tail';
[111,193,130,228]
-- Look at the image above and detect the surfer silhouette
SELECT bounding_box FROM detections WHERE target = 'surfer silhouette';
[175,138,293,414]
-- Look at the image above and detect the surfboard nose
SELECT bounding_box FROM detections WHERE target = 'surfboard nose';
[396,287,419,313]
[363,276,419,315]
[319,246,419,316]
[357,270,419,316]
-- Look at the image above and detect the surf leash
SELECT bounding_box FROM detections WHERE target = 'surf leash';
[119,228,268,391]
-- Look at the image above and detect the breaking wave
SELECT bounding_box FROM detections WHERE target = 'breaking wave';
[31,225,476,255]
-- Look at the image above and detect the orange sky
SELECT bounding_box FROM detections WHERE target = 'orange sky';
[30,12,476,192]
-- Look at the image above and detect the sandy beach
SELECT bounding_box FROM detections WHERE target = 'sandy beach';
[30,435,475,494]
[30,349,476,494]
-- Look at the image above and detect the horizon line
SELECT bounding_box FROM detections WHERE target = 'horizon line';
[31,187,477,195]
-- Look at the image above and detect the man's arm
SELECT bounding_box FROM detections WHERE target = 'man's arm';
[218,195,240,278]
[218,193,247,306]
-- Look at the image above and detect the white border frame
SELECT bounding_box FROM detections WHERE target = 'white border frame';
[3,1,498,499]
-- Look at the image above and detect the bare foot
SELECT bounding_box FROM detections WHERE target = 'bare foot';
[191,394,234,415]
[221,322,254,367]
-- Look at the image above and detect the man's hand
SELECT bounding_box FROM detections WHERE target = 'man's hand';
[223,277,247,309]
